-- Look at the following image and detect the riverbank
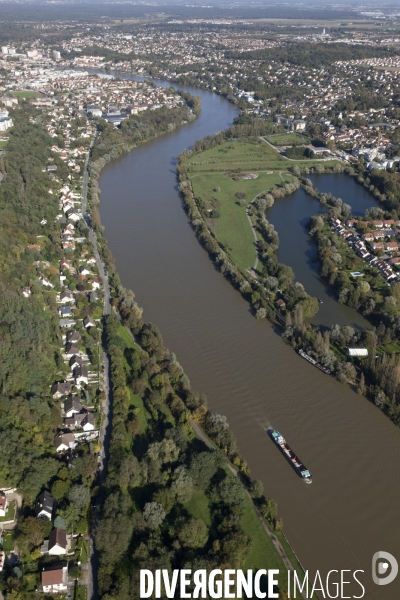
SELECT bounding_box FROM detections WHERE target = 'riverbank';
[87,96,307,596]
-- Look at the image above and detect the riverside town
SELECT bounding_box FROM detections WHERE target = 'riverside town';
[1,2,400,600]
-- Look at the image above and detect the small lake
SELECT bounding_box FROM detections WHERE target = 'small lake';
[266,173,380,329]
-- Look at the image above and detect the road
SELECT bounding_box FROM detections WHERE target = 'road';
[190,420,307,600]
[82,133,111,600]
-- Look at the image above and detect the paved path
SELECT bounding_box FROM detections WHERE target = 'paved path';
[82,133,112,600]
[245,200,259,272]
[190,420,307,599]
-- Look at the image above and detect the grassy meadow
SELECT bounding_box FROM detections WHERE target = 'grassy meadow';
[187,138,340,271]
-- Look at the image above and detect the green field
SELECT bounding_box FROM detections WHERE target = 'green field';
[267,132,310,146]
[187,139,341,271]
[187,140,286,173]
[184,488,211,526]
[11,90,42,99]
[0,140,8,149]
[118,323,137,350]
[191,171,284,269]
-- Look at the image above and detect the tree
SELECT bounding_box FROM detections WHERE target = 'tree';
[171,466,193,503]
[358,373,366,395]
[265,194,274,208]
[190,451,222,489]
[69,485,90,510]
[300,295,319,318]
[52,478,70,500]
[260,498,278,523]
[143,502,166,530]
[177,517,208,549]
[20,517,47,547]
[54,515,67,530]
[249,479,264,499]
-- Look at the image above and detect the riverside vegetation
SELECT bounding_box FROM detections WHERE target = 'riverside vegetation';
[85,100,304,598]
[176,118,400,430]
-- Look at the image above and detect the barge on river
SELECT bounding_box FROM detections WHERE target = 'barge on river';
[268,429,312,484]
[298,348,331,375]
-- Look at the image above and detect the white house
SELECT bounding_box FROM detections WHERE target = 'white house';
[48,528,68,555]
[0,491,8,517]
[38,274,54,288]
[41,564,68,593]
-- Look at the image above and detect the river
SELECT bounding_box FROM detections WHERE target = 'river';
[266,176,379,330]
[98,72,400,598]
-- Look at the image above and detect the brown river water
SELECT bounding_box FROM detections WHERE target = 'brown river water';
[98,73,400,598]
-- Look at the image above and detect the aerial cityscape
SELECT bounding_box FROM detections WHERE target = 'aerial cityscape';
[1,1,400,599]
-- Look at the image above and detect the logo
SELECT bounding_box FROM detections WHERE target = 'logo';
[372,551,398,586]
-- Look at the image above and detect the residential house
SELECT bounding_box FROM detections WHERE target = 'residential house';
[66,331,81,344]
[371,242,385,252]
[74,364,88,386]
[52,382,72,399]
[48,528,68,555]
[69,355,83,370]
[65,343,79,358]
[64,410,95,431]
[385,242,398,253]
[58,306,73,318]
[54,432,76,453]
[64,395,83,418]
[60,290,75,303]
[36,490,55,520]
[88,277,102,290]
[79,266,91,276]
[59,319,77,328]
[38,274,54,288]
[83,316,96,329]
[66,208,81,222]
[41,563,68,594]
